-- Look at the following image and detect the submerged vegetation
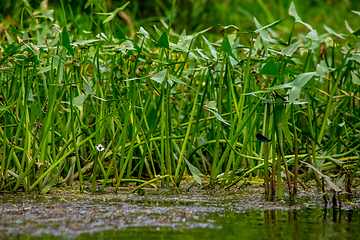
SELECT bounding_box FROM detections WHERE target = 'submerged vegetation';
[0,0,359,202]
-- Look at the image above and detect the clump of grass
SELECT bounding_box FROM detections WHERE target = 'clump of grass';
[0,1,359,201]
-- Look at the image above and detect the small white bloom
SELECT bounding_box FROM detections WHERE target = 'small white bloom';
[96,144,104,152]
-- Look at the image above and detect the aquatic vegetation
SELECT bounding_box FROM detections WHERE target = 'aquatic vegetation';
[0,0,359,202]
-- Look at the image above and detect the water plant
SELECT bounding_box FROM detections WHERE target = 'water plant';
[0,1,359,202]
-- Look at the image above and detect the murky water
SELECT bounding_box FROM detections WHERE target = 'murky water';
[1,187,359,240]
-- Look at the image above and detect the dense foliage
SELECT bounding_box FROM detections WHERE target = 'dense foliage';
[0,1,359,200]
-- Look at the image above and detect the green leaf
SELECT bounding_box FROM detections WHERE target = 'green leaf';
[157,32,170,49]
[252,94,275,104]
[306,29,318,41]
[38,65,54,74]
[3,42,20,56]
[138,27,150,39]
[57,48,67,84]
[345,20,360,36]
[114,23,126,40]
[73,94,88,111]
[351,71,360,85]
[202,35,218,59]
[288,73,316,103]
[73,39,99,46]
[37,31,44,45]
[255,19,283,33]
[260,59,279,76]
[323,24,344,39]
[35,9,54,21]
[150,69,167,84]
[281,41,300,57]
[101,2,130,24]
[288,2,313,31]
[184,158,204,185]
[220,33,237,60]
[316,61,329,78]
[70,6,92,34]
[82,75,95,95]
[5,31,13,44]
[10,24,23,35]
[28,89,34,101]
[61,26,74,57]
[206,109,230,125]
[168,75,191,88]
[270,72,317,103]
[300,160,341,192]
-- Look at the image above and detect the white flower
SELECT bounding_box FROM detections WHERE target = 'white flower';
[96,144,104,152]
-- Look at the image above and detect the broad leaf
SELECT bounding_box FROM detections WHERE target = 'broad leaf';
[61,26,74,57]
[202,35,218,59]
[114,23,126,39]
[288,2,313,31]
[351,71,360,85]
[281,41,300,57]
[184,158,204,185]
[73,94,88,111]
[345,21,360,36]
[157,32,170,49]
[138,27,150,39]
[260,59,279,76]
[220,33,237,60]
[150,69,167,84]
[270,72,317,103]
[324,24,344,39]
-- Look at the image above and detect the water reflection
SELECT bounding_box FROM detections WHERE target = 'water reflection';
[261,206,357,240]
[2,199,360,240]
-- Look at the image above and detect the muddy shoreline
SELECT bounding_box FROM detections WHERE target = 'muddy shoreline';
[1,183,359,239]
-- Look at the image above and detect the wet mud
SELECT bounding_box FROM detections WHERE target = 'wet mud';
[1,182,359,239]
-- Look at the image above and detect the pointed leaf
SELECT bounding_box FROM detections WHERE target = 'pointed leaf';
[260,59,279,75]
[73,94,88,111]
[202,35,218,59]
[253,94,275,104]
[270,72,317,103]
[37,31,44,45]
[352,10,360,16]
[287,72,316,103]
[281,41,300,57]
[255,19,283,33]
[324,24,344,39]
[306,29,318,41]
[220,33,237,60]
[207,109,230,125]
[102,2,130,24]
[150,69,167,84]
[346,21,360,36]
[138,27,150,39]
[38,65,54,74]
[288,2,313,31]
[184,158,204,185]
[82,75,96,95]
[351,71,360,85]
[157,32,169,49]
[5,30,14,44]
[61,26,74,57]
[300,160,341,192]
[114,23,126,39]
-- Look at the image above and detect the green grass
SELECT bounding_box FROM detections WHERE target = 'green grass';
[0,1,359,200]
